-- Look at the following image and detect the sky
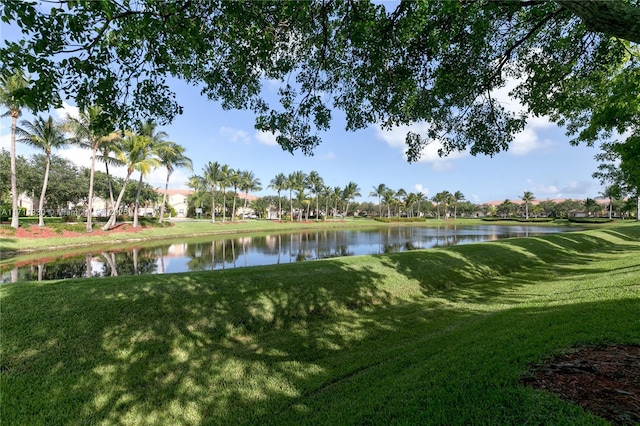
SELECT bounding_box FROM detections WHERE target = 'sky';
[1,17,607,205]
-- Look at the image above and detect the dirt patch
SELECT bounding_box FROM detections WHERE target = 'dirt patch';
[520,344,640,425]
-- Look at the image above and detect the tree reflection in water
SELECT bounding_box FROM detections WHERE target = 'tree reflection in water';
[1,225,575,282]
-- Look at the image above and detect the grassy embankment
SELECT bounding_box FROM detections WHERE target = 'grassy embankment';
[1,222,639,424]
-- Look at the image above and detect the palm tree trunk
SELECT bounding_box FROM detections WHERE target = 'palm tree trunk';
[289,189,294,222]
[10,114,19,229]
[103,172,132,230]
[37,154,51,227]
[105,161,115,212]
[159,171,171,224]
[211,188,216,223]
[86,145,98,232]
[133,172,144,228]
[277,191,282,221]
[222,186,227,222]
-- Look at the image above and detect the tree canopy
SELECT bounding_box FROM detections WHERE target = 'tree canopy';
[2,0,638,161]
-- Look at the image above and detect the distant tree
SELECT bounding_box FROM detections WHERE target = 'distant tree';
[520,191,536,219]
[452,191,465,219]
[17,115,69,226]
[343,182,361,218]
[497,199,516,218]
[369,184,387,218]
[268,172,287,221]
[583,198,601,217]
[0,149,29,206]
[240,170,262,218]
[598,185,620,219]
[306,170,324,221]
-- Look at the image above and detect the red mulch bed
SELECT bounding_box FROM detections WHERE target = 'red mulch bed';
[520,345,640,425]
[3,223,144,239]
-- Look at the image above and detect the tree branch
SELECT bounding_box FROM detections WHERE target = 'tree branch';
[555,0,640,44]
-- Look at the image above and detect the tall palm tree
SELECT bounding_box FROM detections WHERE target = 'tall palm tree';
[415,192,426,218]
[268,172,287,221]
[296,188,311,220]
[203,161,223,223]
[598,185,617,219]
[66,105,120,232]
[228,168,241,220]
[382,188,394,217]
[95,134,123,214]
[332,186,342,218]
[102,131,155,230]
[306,170,324,221]
[343,181,361,218]
[453,190,465,219]
[16,116,69,227]
[286,171,306,221]
[131,120,166,227]
[369,183,387,218]
[395,188,407,217]
[520,191,535,219]
[155,141,192,223]
[219,164,232,222]
[240,170,262,218]
[0,70,30,229]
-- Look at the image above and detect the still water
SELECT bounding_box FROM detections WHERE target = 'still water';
[2,225,574,283]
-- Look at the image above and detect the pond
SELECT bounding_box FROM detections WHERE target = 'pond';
[1,225,576,283]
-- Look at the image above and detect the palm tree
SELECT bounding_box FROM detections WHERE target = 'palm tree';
[155,141,192,223]
[16,116,69,227]
[332,186,342,218]
[432,191,451,220]
[0,70,30,229]
[286,171,306,221]
[520,191,535,219]
[240,170,262,218]
[369,183,387,218]
[343,181,361,218]
[228,168,241,220]
[453,190,465,219]
[102,131,156,230]
[599,185,617,219]
[306,170,324,221]
[395,189,407,217]
[219,164,232,222]
[584,198,601,217]
[382,188,394,217]
[66,105,120,232]
[203,161,222,222]
[95,134,123,214]
[132,120,166,227]
[188,174,207,217]
[268,172,287,221]
[296,188,311,220]
[415,192,426,217]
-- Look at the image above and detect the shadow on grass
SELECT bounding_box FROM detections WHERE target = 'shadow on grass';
[382,231,636,304]
[0,260,397,424]
[1,226,639,424]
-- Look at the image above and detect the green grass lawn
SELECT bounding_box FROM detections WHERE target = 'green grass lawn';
[1,223,639,424]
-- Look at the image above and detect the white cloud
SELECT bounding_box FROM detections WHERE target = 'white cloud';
[525,179,592,199]
[54,102,80,121]
[510,128,552,156]
[319,151,335,160]
[374,123,467,170]
[255,130,278,146]
[413,183,430,196]
[219,126,250,144]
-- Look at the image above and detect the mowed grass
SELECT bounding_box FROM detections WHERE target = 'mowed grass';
[1,224,639,425]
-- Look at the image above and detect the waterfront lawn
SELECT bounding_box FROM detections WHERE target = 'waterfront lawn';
[1,224,639,424]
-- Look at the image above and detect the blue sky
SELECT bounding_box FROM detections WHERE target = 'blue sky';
[1,19,606,205]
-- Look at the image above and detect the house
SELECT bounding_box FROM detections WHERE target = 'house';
[155,188,192,218]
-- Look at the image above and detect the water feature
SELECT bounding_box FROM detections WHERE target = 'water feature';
[1,225,575,283]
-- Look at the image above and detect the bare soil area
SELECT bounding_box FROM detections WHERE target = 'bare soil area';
[521,345,640,425]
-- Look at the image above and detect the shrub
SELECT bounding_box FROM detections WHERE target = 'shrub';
[373,217,427,223]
